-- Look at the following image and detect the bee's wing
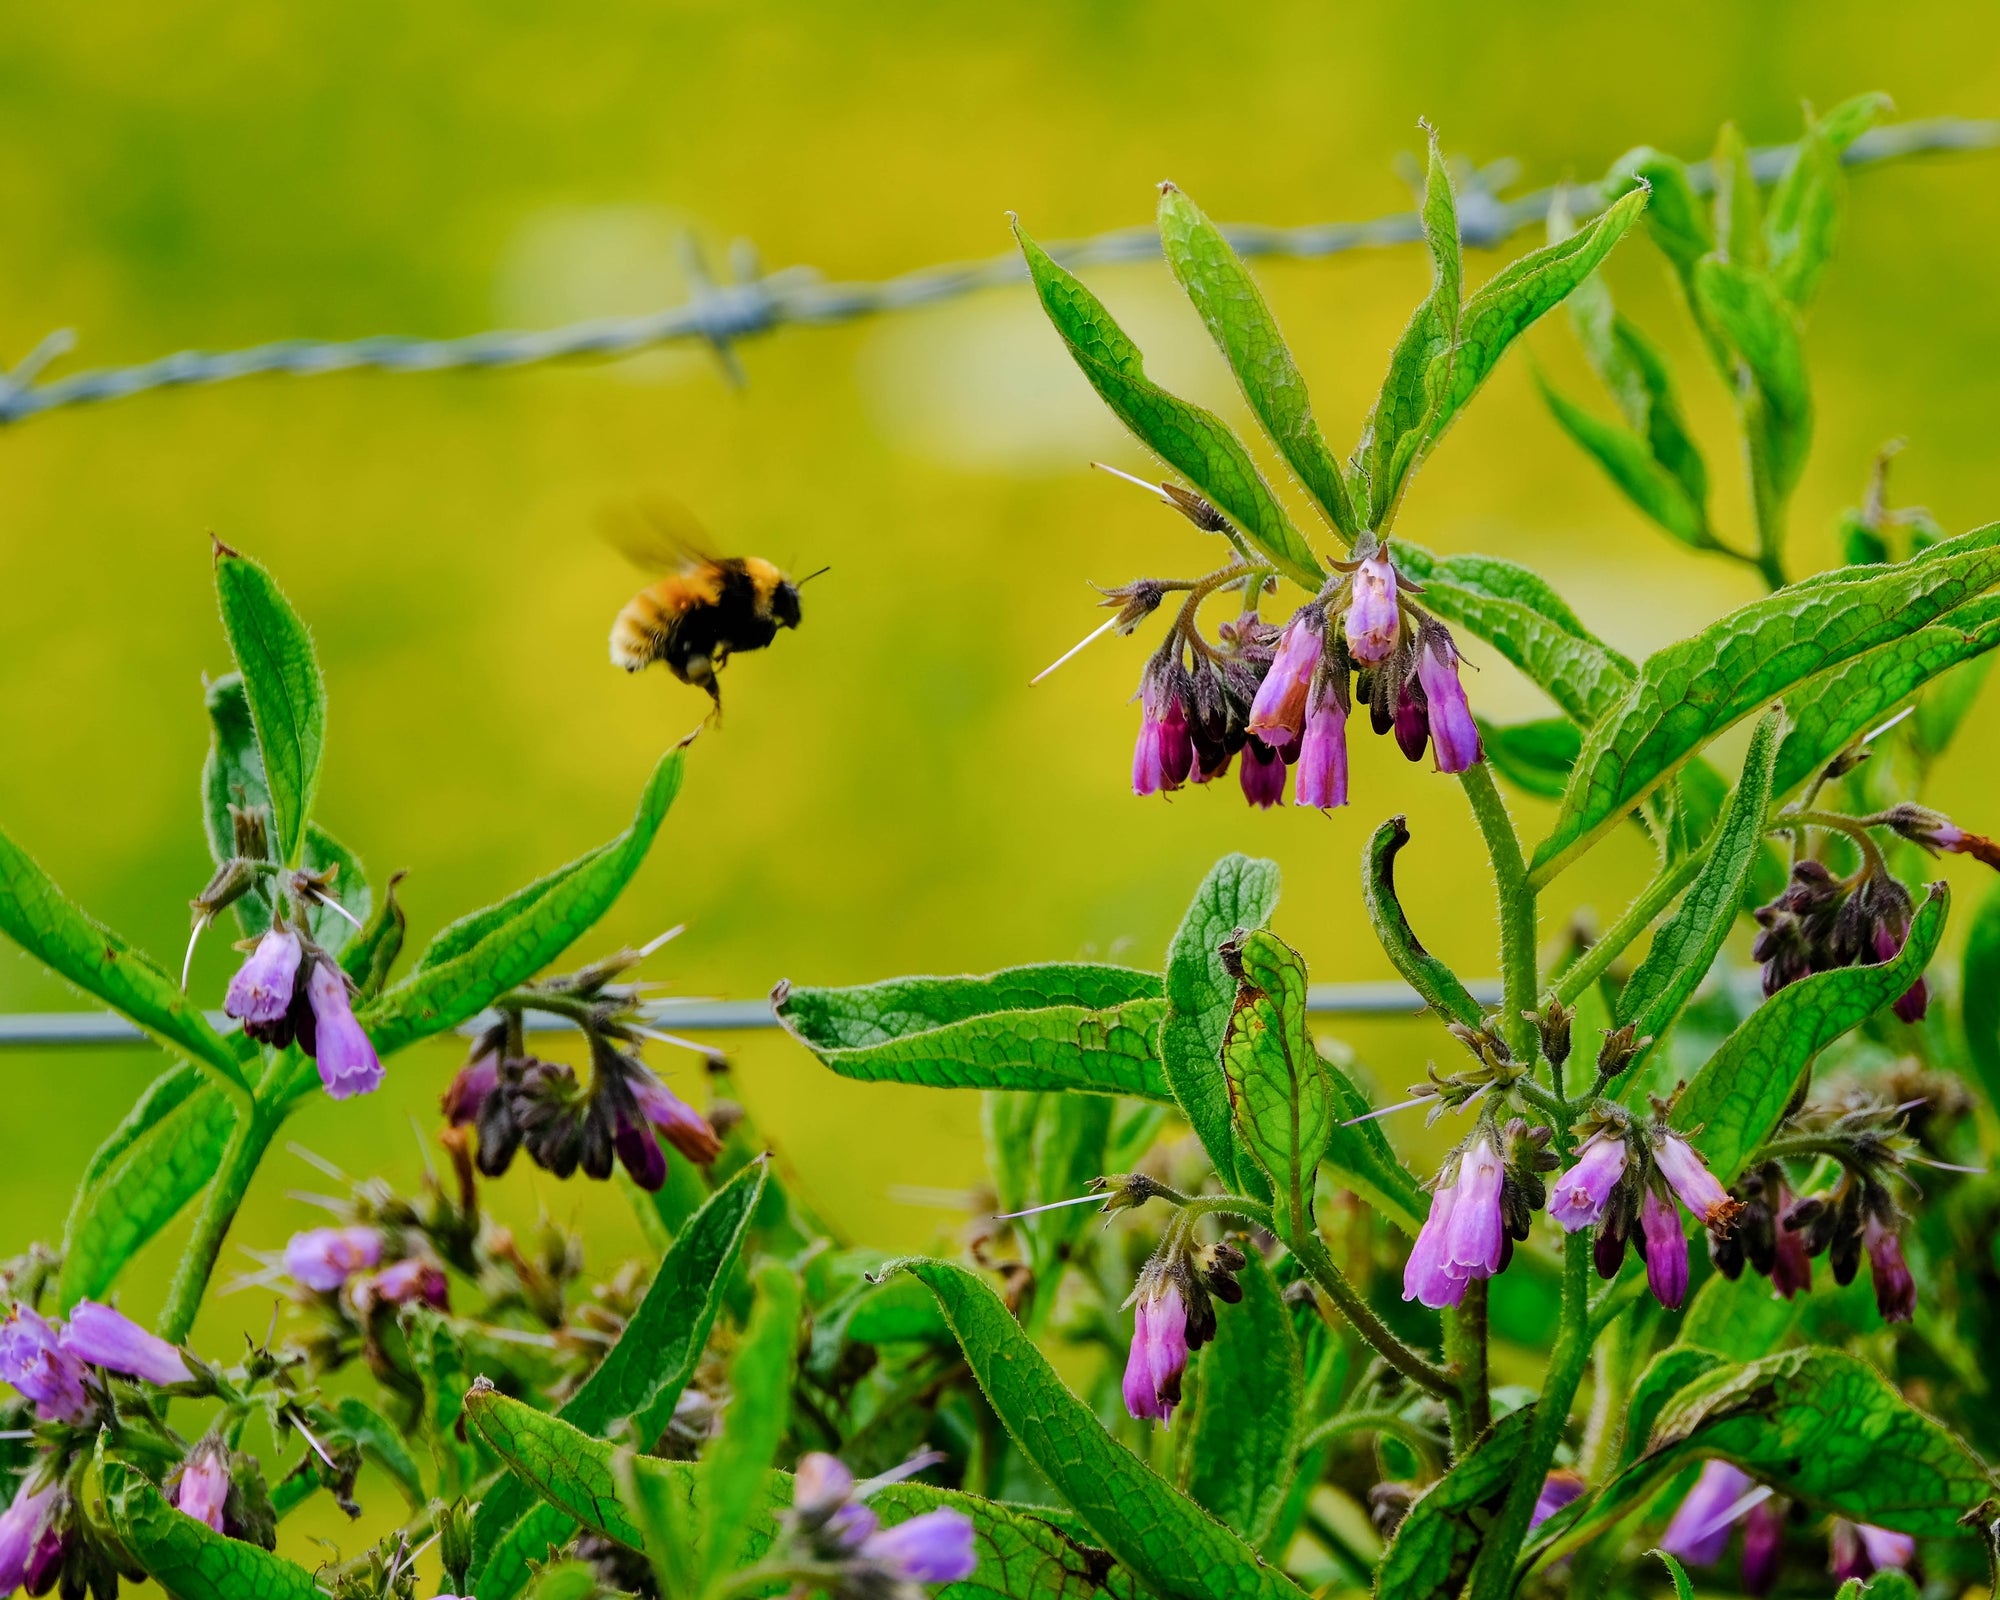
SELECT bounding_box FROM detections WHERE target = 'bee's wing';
[598,494,719,574]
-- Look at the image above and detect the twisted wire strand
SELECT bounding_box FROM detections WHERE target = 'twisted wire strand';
[0,118,1989,426]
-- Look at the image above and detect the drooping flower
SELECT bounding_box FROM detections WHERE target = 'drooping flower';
[1829,1518,1915,1582]
[1529,1471,1585,1532]
[1440,1132,1505,1287]
[175,1443,231,1534]
[64,1302,191,1387]
[283,1225,385,1293]
[0,1306,89,1423]
[1549,1134,1628,1233]
[1638,1184,1689,1310]
[779,1449,976,1589]
[367,1257,451,1311]
[1740,1499,1785,1597]
[1403,1180,1465,1310]
[863,1508,980,1585]
[1769,1181,1813,1300]
[0,1479,59,1595]
[1881,801,2000,867]
[1239,736,1286,809]
[305,959,384,1099]
[1391,673,1430,763]
[442,1036,501,1126]
[1292,687,1348,810]
[631,1075,723,1165]
[224,928,303,1032]
[1651,1130,1744,1230]
[1122,1281,1190,1425]
[1863,1215,1916,1323]
[1132,653,1195,797]
[1345,550,1401,664]
[1247,606,1325,749]
[1413,625,1481,774]
[1660,1460,1756,1567]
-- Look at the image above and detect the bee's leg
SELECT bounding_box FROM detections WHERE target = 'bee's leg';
[686,653,723,724]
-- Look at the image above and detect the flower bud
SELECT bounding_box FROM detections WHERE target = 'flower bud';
[437,1497,475,1592]
[1864,1214,1915,1323]
[1595,1023,1647,1080]
[190,858,261,926]
[1881,801,2000,867]
[1344,549,1401,664]
[1392,669,1429,762]
[1528,998,1573,1069]
[1637,1184,1689,1309]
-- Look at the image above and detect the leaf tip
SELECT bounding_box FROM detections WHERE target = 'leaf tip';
[209,531,242,566]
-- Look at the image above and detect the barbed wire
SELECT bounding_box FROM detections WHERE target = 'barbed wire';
[0,118,1991,428]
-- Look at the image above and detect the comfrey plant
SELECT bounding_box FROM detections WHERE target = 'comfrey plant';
[772,100,2000,1599]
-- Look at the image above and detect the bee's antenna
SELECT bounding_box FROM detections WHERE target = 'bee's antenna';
[796,565,832,586]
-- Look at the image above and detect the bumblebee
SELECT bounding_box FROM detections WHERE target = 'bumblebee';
[603,499,817,710]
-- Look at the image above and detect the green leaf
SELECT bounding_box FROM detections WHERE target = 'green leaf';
[58,1075,236,1309]
[1012,219,1324,588]
[1530,530,2000,881]
[1477,716,1579,801]
[1161,855,1280,1190]
[1362,132,1461,527]
[469,1160,765,1599]
[331,1395,430,1508]
[1376,1406,1536,1600]
[1672,885,1947,1183]
[1649,1549,1696,1600]
[1427,187,1649,446]
[1617,1347,1725,1472]
[1606,149,1714,280]
[466,1387,1149,1600]
[778,965,1171,1101]
[364,747,685,1055]
[1623,1348,1992,1536]
[102,1455,320,1600]
[1962,881,2000,1114]
[1221,930,1424,1232]
[1695,257,1812,503]
[1711,123,1765,271]
[0,824,245,1084]
[1535,374,1709,550]
[702,1261,800,1586]
[214,552,326,869]
[1157,184,1356,540]
[1765,95,1890,309]
[1181,1249,1299,1545]
[894,1259,1308,1600]
[1393,544,1634,725]
[1026,1091,1112,1291]
[1363,816,1486,1028]
[1615,708,1782,1051]
[1677,1266,1799,1364]
[845,1274,953,1346]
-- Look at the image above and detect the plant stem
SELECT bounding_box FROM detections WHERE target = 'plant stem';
[1576,1314,1631,1482]
[1287,1229,1456,1402]
[1464,1229,1594,1600]
[1552,846,1708,1008]
[1184,1195,1275,1231]
[1295,1409,1447,1477]
[1445,1280,1491,1442]
[1459,763,1537,1066]
[155,1099,279,1343]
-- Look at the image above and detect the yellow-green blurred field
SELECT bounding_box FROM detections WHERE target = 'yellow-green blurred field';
[2,0,1997,1388]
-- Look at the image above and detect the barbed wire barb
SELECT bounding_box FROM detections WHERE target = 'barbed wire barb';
[0,116,1990,430]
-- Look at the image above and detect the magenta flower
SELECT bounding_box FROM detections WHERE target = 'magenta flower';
[1770,1181,1813,1300]
[1639,1185,1689,1309]
[1651,1131,1740,1229]
[1132,656,1194,796]
[0,1479,59,1596]
[1247,608,1324,749]
[1121,1282,1189,1425]
[283,1225,385,1293]
[1392,676,1429,762]
[1869,917,1930,1023]
[1741,1499,1784,1597]
[1529,1471,1585,1532]
[65,1302,191,1387]
[864,1508,979,1584]
[1440,1133,1505,1288]
[1414,629,1481,773]
[1660,1459,1755,1566]
[0,1305,90,1423]
[442,1048,500,1127]
[1549,1135,1627,1232]
[175,1445,231,1534]
[306,959,383,1099]
[1239,737,1286,809]
[1403,1181,1465,1310]
[1292,694,1348,809]
[792,1452,857,1519]
[631,1076,723,1165]
[1864,1216,1915,1323]
[1830,1518,1915,1582]
[1345,551,1400,664]
[224,928,302,1027]
[366,1257,451,1311]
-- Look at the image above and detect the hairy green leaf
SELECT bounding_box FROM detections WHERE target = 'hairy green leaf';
[1363,817,1485,1028]
[1617,1348,1726,1472]
[1711,124,1765,271]
[1532,530,2000,880]
[779,962,1158,1045]
[702,1262,800,1586]
[1363,132,1460,526]
[1962,881,2000,1114]
[365,747,685,1055]
[1676,1266,1798,1364]
[1673,885,1947,1182]
[1616,708,1782,1050]
[1026,1090,1112,1292]
[469,1160,765,1599]
[1695,257,1811,501]
[1161,855,1280,1190]
[1376,1406,1536,1600]
[1650,1549,1696,1600]
[1013,220,1323,587]
[214,553,326,869]
[895,1259,1308,1600]
[1606,148,1713,281]
[467,1387,1147,1600]
[0,825,245,1082]
[102,1456,319,1600]
[332,1395,430,1508]
[1477,716,1580,801]
[1536,374,1708,549]
[1181,1250,1299,1545]
[1765,94,1889,309]
[1394,544,1634,725]
[1158,185,1356,540]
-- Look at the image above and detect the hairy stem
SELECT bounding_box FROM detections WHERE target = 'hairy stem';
[1460,764,1537,1066]
[1552,846,1708,1008]
[1444,1280,1491,1444]
[1465,1229,1593,1600]
[155,1100,279,1343]
[1288,1228,1456,1402]
[1295,1409,1447,1477]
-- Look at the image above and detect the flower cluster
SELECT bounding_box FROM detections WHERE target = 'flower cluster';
[282,1226,450,1312]
[1545,1110,1741,1312]
[1703,1162,1814,1301]
[1402,1120,1554,1310]
[1121,1239,1246,1425]
[1124,534,1481,810]
[224,923,383,1098]
[778,1452,978,1598]
[1658,1459,1915,1594]
[1750,860,1928,1021]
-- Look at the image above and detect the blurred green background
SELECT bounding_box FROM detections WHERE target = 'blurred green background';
[2,0,1997,1399]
